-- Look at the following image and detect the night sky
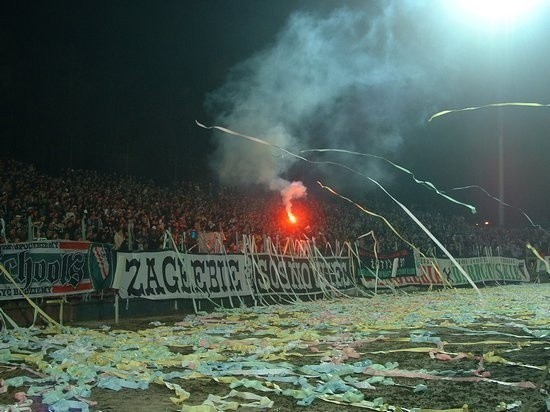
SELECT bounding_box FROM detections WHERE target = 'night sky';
[2,1,549,226]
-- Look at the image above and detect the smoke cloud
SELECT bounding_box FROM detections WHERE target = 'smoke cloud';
[271,178,308,217]
[205,1,474,197]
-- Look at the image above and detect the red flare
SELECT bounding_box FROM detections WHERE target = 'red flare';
[288,211,297,224]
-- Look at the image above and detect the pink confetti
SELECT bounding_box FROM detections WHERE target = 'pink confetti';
[14,392,27,402]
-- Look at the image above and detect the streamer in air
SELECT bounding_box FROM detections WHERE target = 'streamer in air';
[302,148,477,214]
[446,185,548,233]
[197,121,481,296]
[428,102,550,122]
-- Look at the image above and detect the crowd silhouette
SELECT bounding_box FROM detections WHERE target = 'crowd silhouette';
[1,158,548,258]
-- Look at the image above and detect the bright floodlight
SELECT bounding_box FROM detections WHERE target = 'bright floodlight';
[454,0,542,25]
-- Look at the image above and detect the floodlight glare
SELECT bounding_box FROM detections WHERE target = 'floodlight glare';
[453,0,542,26]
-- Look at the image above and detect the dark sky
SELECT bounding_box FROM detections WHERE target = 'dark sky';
[2,1,301,180]
[2,1,549,226]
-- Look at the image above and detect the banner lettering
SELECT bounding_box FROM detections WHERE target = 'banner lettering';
[115,252,251,299]
[0,241,95,300]
[114,252,354,300]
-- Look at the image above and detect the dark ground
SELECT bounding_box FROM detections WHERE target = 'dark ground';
[1,284,548,411]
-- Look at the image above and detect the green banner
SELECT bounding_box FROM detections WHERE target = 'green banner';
[88,243,117,291]
[359,248,416,279]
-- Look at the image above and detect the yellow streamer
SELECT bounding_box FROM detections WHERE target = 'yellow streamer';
[0,262,61,328]
[527,243,550,274]
[321,396,469,411]
[317,181,479,295]
[318,183,416,255]
[197,121,479,295]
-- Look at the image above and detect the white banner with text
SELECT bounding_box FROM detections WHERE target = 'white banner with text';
[113,251,354,300]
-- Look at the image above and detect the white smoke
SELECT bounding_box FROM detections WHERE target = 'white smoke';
[270,178,307,217]
[205,1,480,197]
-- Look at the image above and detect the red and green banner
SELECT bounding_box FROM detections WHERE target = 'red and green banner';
[88,242,117,291]
[0,240,107,300]
[361,252,530,288]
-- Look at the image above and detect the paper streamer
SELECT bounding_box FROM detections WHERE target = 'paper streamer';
[303,148,477,214]
[428,102,548,231]
[317,180,480,296]
[196,120,309,162]
[0,262,61,328]
[446,185,547,233]
[363,367,537,388]
[197,121,480,296]
[317,183,420,257]
[428,102,550,122]
[527,243,550,274]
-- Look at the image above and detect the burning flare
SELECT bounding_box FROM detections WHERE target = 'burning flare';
[270,178,307,227]
[287,210,297,224]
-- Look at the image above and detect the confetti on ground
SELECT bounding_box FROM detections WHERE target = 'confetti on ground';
[1,284,549,411]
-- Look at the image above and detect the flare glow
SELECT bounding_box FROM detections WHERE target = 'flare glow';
[287,211,297,224]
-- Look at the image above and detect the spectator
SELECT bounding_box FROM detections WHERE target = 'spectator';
[0,157,548,259]
[114,225,126,251]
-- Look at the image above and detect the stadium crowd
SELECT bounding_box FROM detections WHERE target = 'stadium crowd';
[1,158,548,258]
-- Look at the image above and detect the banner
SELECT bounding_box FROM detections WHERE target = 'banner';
[361,252,530,288]
[432,255,530,285]
[114,251,354,301]
[0,240,94,300]
[88,243,117,291]
[251,254,355,297]
[114,251,252,299]
[358,248,416,279]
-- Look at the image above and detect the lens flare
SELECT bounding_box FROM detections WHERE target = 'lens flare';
[288,211,297,224]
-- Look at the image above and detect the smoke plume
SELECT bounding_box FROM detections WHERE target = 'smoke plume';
[205,1,472,198]
[271,178,307,217]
